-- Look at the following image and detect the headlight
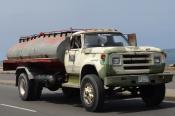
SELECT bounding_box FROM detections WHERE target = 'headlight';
[154,56,161,64]
[112,57,121,65]
[153,53,166,64]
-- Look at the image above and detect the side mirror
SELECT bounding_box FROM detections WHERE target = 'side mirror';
[128,33,137,46]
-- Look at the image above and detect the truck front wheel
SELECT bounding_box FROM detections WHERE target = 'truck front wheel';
[18,73,42,101]
[140,84,165,107]
[80,74,104,112]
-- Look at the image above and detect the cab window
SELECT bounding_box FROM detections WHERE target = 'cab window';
[70,35,81,49]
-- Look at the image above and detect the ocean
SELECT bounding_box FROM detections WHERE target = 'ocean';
[165,49,175,65]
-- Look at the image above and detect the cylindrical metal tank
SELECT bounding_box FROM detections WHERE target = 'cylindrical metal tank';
[7,35,69,63]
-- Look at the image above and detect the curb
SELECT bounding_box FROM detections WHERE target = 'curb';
[0,67,15,74]
[0,72,15,74]
[0,70,15,74]
[0,80,15,86]
[165,97,175,101]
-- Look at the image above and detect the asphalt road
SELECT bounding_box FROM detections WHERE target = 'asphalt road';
[0,80,175,115]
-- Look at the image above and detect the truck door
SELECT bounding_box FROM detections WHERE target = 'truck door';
[65,35,82,84]
[65,35,82,75]
[71,35,82,74]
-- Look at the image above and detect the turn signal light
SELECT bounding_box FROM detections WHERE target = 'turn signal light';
[101,54,106,60]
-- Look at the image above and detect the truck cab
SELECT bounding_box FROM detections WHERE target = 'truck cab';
[64,29,171,86]
[63,29,173,111]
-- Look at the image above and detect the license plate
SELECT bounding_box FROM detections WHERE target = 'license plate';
[138,75,149,83]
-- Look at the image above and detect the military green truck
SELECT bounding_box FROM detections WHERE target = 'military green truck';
[3,29,173,112]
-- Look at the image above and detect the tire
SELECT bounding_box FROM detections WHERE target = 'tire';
[18,73,42,101]
[140,84,165,107]
[80,74,104,112]
[62,87,80,97]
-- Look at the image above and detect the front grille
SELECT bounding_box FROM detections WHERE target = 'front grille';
[123,60,149,64]
[123,54,149,58]
[124,66,149,70]
[123,54,151,70]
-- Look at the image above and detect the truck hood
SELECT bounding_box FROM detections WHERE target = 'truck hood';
[83,46,163,54]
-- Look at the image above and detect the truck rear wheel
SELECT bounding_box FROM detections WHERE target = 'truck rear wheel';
[80,74,104,112]
[18,73,42,101]
[140,84,165,107]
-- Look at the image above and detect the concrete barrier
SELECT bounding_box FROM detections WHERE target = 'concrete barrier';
[165,89,175,101]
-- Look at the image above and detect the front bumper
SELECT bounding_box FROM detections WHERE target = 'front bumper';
[104,73,173,87]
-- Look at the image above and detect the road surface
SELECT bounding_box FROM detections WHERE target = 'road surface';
[0,84,175,115]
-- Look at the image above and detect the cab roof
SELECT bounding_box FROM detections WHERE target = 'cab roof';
[73,29,120,35]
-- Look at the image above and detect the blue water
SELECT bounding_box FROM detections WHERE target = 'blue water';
[164,49,175,65]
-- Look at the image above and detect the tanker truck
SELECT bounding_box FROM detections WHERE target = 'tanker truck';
[3,29,173,112]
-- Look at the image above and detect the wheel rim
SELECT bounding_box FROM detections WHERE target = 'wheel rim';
[83,82,94,105]
[19,78,27,96]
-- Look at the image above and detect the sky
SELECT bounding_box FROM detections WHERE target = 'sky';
[0,0,175,60]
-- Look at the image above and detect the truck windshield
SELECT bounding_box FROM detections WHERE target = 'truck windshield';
[84,33,128,48]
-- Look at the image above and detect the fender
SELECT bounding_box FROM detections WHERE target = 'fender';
[16,66,34,80]
[80,64,99,80]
